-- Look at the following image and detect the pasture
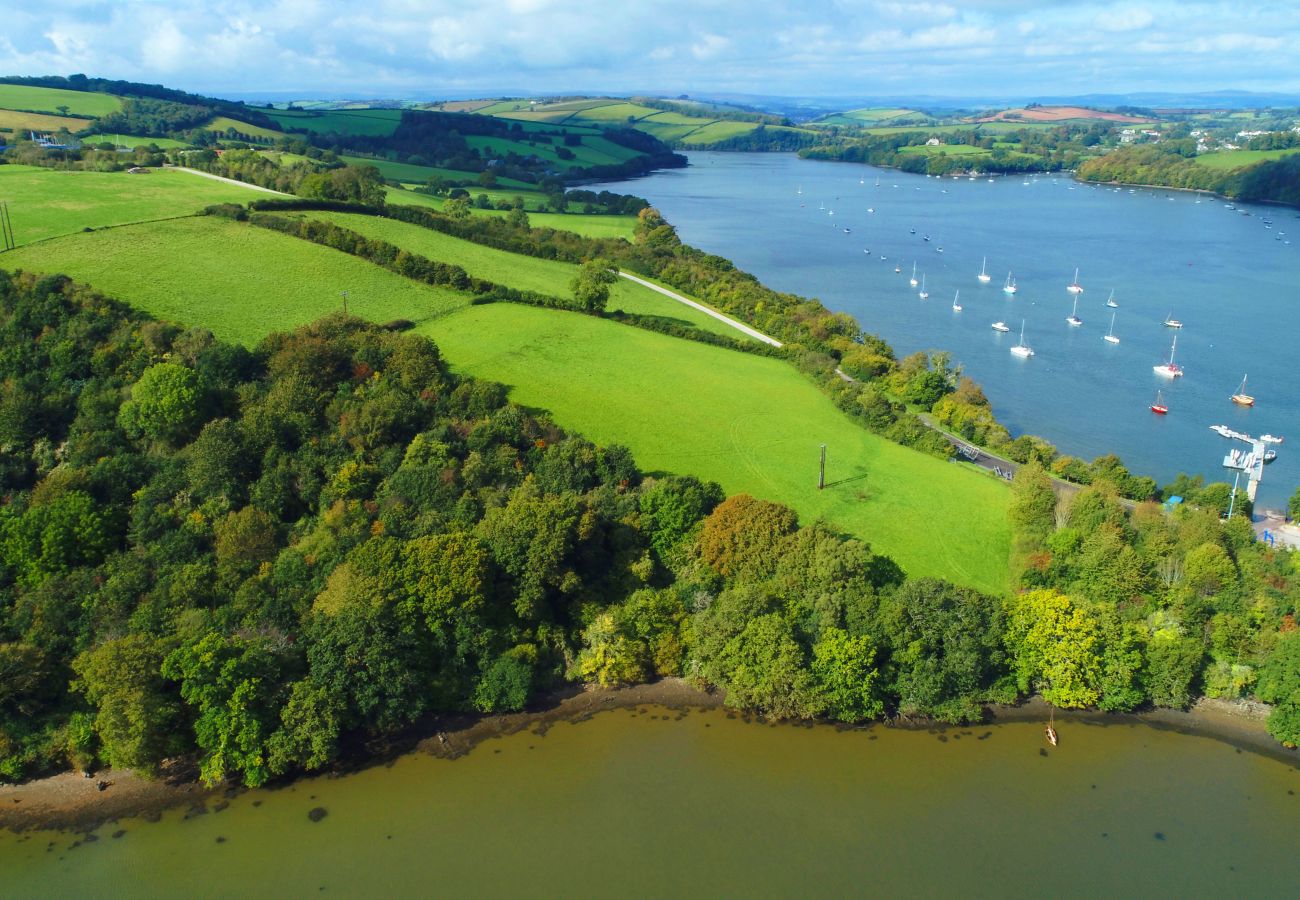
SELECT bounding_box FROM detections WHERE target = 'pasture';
[264,108,404,136]
[1194,148,1300,170]
[383,188,639,239]
[81,134,191,149]
[0,83,122,117]
[301,211,751,340]
[0,165,266,246]
[1,216,469,346]
[205,116,283,141]
[0,109,90,135]
[418,302,1011,592]
[340,154,533,188]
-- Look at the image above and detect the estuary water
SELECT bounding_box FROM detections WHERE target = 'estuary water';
[2,707,1298,897]
[594,153,1300,507]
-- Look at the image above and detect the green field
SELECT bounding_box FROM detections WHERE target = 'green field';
[465,134,639,168]
[897,143,988,157]
[302,211,751,341]
[80,134,191,149]
[264,108,404,136]
[0,83,122,117]
[383,187,639,239]
[1,216,469,345]
[205,116,283,141]
[0,166,268,246]
[339,155,532,188]
[0,109,90,135]
[1194,148,1300,170]
[417,303,1010,592]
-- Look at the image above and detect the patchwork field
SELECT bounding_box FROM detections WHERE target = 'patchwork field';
[0,165,266,246]
[205,116,283,140]
[418,303,1011,592]
[0,164,1011,590]
[1,216,469,345]
[300,211,750,340]
[0,83,122,117]
[972,106,1152,124]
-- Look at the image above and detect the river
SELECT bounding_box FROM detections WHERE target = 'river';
[594,153,1300,508]
[2,706,1297,897]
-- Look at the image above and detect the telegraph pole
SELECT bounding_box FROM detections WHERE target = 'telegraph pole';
[818,443,827,490]
[340,290,349,316]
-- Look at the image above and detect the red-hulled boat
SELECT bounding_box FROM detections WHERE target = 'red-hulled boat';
[1151,390,1169,415]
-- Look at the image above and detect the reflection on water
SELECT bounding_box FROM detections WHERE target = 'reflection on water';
[3,707,1298,898]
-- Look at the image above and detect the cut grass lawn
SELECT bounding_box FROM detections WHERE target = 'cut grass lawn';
[0,165,270,246]
[0,84,122,117]
[302,211,753,341]
[1194,148,1300,170]
[418,303,1011,593]
[1,216,469,346]
[383,187,639,240]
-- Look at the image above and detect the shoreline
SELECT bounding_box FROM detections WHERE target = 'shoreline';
[2,679,1293,834]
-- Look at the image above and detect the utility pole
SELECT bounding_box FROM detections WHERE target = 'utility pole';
[1228,470,1241,519]
[340,290,349,316]
[818,443,827,490]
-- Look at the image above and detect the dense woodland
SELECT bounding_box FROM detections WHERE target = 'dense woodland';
[2,269,1298,791]
[1078,145,1300,205]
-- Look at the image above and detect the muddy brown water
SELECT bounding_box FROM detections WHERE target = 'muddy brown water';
[2,706,1298,897]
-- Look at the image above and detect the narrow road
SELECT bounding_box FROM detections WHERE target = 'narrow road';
[617,272,783,347]
[170,166,290,195]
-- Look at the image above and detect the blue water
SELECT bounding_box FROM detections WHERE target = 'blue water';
[594,152,1300,507]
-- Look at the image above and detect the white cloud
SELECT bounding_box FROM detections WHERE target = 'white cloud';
[0,1,1296,98]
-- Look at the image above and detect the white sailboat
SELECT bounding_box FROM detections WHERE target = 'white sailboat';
[1011,320,1034,357]
[1103,311,1120,344]
[1002,271,1017,295]
[1067,267,1084,294]
[1153,333,1183,377]
[952,290,962,312]
[918,274,929,300]
[991,321,1011,332]
[1163,310,1183,329]
[909,262,918,287]
[1106,289,1118,308]
[1066,295,1083,326]
[977,256,991,283]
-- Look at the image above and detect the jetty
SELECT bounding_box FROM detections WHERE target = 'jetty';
[1210,427,1277,502]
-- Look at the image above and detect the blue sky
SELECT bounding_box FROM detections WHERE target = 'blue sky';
[3,1,1298,100]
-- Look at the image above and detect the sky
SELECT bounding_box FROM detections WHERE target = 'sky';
[3,1,1299,102]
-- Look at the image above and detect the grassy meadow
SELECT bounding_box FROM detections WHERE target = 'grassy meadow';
[263,108,404,136]
[1,216,469,345]
[418,303,1011,592]
[1194,148,1300,170]
[0,109,90,135]
[301,211,752,340]
[0,165,266,246]
[339,154,533,188]
[0,83,122,117]
[81,134,192,149]
[383,187,640,239]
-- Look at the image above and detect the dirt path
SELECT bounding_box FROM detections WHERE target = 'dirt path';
[170,166,289,195]
[617,272,783,347]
